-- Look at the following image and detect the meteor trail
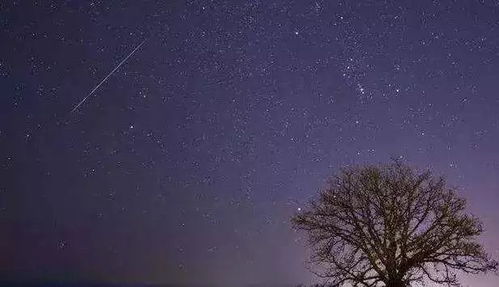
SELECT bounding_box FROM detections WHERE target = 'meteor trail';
[71,39,146,113]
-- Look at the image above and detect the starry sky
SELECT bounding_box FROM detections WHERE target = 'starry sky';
[1,1,499,286]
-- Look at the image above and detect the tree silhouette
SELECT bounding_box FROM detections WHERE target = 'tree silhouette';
[292,161,497,287]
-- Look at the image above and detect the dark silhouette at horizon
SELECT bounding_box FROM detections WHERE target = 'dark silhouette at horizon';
[3,1,499,286]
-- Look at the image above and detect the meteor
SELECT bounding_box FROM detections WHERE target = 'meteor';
[71,39,146,113]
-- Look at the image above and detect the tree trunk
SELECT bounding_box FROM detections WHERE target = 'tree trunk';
[385,279,405,287]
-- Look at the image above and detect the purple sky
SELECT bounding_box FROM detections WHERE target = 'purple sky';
[1,1,499,286]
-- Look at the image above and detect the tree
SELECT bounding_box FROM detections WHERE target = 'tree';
[292,161,497,287]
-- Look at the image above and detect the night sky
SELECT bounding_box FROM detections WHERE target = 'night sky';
[2,1,499,286]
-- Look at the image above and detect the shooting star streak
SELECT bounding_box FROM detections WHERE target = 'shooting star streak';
[71,39,147,113]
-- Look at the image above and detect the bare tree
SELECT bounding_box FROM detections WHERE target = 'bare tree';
[292,161,497,287]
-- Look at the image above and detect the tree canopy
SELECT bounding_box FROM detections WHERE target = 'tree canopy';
[292,161,497,287]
